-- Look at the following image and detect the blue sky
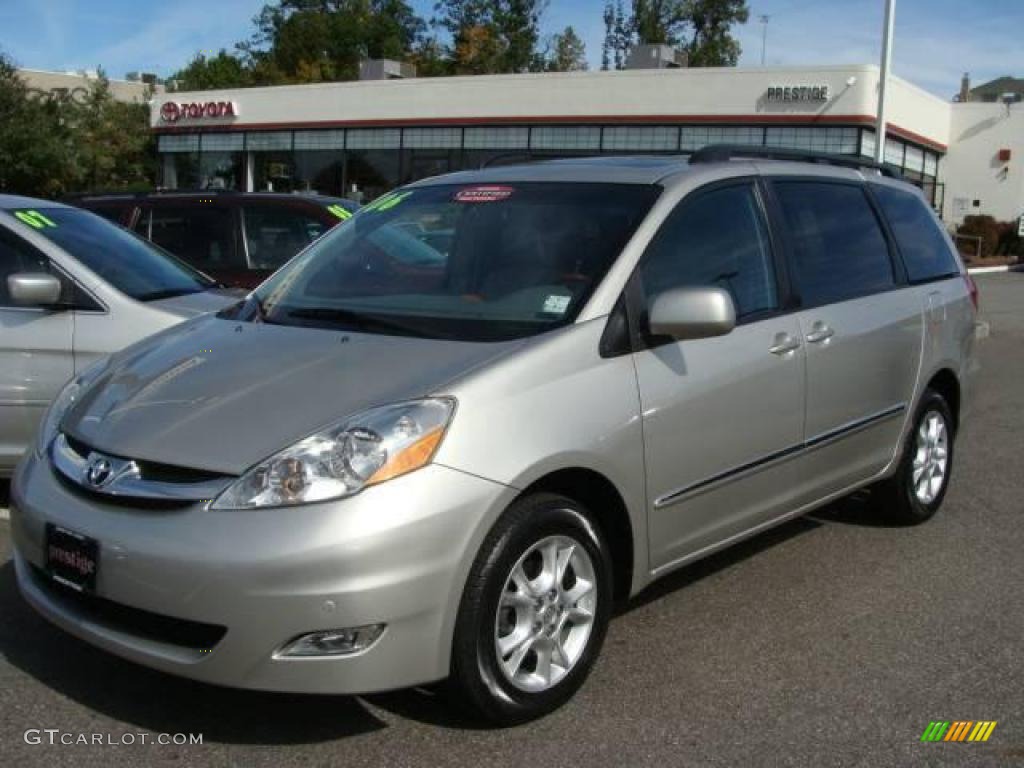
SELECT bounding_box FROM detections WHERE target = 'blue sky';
[0,0,1021,97]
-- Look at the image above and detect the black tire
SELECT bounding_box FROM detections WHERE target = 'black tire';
[449,493,614,725]
[874,389,955,525]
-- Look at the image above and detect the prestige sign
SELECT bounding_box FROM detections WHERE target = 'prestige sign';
[160,100,238,123]
[766,85,830,103]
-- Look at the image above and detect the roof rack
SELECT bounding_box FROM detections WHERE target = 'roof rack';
[689,144,900,178]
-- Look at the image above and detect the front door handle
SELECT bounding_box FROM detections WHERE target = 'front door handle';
[805,323,835,344]
[769,332,801,356]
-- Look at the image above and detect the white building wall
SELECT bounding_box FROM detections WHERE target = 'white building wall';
[151,64,944,146]
[942,103,1024,224]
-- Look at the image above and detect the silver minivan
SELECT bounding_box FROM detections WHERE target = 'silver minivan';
[10,149,979,724]
[0,196,238,477]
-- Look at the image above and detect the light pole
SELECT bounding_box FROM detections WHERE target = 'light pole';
[760,15,770,66]
[874,0,896,164]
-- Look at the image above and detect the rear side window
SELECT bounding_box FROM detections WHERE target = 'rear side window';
[243,206,329,270]
[872,185,959,282]
[775,182,894,307]
[149,206,241,270]
[640,183,778,319]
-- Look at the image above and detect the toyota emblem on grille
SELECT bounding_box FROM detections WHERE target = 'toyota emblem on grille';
[85,457,113,487]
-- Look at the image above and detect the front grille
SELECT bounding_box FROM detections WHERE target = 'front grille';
[64,434,223,485]
[29,565,227,651]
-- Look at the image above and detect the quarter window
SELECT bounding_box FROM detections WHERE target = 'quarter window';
[872,185,960,282]
[640,183,778,319]
[774,182,895,306]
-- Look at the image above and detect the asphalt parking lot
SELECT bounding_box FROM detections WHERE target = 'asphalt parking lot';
[1,273,1022,767]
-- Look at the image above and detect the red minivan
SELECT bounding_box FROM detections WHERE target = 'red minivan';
[73,191,359,289]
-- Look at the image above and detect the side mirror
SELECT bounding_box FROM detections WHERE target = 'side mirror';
[648,286,736,341]
[7,272,63,308]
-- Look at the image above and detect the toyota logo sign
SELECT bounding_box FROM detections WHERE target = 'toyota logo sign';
[159,100,238,123]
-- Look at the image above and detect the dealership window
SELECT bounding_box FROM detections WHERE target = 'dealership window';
[765,126,858,155]
[602,126,679,152]
[246,131,292,152]
[401,148,462,185]
[294,130,345,151]
[344,150,400,203]
[254,152,297,192]
[197,133,244,190]
[346,128,402,150]
[530,126,601,150]
[158,134,200,189]
[402,127,463,148]
[294,151,344,195]
[680,125,763,152]
[463,126,529,149]
[884,137,904,167]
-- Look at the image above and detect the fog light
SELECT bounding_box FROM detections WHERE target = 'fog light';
[277,624,385,657]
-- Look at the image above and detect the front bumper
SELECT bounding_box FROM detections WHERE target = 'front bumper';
[11,453,515,694]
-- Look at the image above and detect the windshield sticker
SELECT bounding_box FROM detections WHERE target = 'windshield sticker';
[542,295,572,315]
[326,204,353,221]
[13,210,57,230]
[363,190,414,213]
[454,185,515,204]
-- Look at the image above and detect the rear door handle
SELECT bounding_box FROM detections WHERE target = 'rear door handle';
[769,332,801,356]
[805,323,835,344]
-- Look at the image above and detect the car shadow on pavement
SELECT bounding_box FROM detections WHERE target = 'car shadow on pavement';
[0,491,894,741]
[0,560,410,743]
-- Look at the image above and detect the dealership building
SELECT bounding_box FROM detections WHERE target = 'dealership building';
[151,63,1024,226]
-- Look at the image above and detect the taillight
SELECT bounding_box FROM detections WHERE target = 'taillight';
[964,273,979,312]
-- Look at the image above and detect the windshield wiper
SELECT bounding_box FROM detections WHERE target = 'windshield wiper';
[283,307,431,337]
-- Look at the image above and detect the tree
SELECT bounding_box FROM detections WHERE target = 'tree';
[434,0,547,74]
[0,54,72,196]
[169,50,251,91]
[632,0,690,45]
[601,0,748,69]
[601,0,631,70]
[241,0,426,83]
[546,26,587,72]
[0,53,153,197]
[683,0,748,66]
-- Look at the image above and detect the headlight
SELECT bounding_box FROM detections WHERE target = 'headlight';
[212,398,455,510]
[35,358,109,457]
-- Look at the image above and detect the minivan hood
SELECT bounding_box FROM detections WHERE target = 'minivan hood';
[65,316,522,475]
[146,289,245,318]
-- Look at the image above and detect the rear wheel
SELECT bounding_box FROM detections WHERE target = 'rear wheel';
[875,389,955,524]
[449,493,613,724]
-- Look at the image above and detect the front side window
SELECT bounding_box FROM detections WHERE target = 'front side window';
[3,207,213,302]
[149,206,241,271]
[243,206,330,270]
[237,183,660,341]
[774,181,895,307]
[872,185,960,283]
[639,183,778,319]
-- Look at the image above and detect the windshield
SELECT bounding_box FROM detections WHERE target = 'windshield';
[237,183,659,341]
[6,206,215,301]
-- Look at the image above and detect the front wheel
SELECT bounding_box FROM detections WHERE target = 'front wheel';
[449,493,613,724]
[875,389,955,524]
